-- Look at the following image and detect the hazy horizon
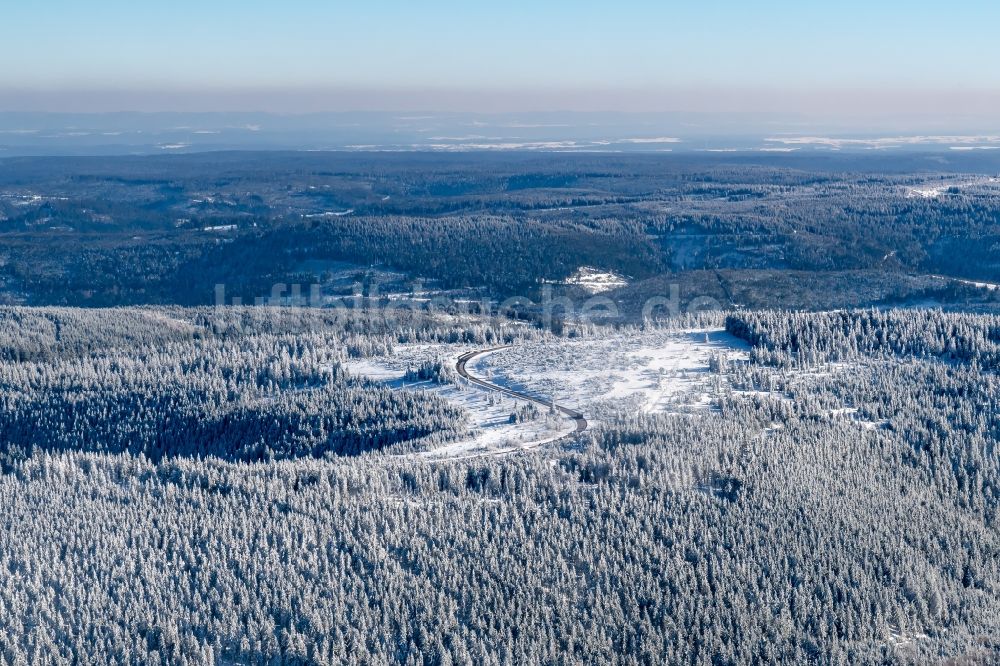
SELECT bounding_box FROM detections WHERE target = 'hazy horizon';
[3,87,1000,116]
[3,108,1000,157]
[4,0,999,118]
[3,1,998,154]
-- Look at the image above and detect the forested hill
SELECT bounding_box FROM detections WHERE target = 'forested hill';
[1,151,1000,307]
[3,307,1000,661]
[0,306,545,466]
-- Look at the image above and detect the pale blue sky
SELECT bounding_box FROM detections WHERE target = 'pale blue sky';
[2,0,998,111]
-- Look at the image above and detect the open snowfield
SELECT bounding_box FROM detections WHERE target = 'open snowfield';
[346,344,576,459]
[347,326,880,458]
[906,176,1000,200]
[468,328,752,425]
[561,266,630,293]
[909,187,944,199]
[347,329,757,458]
[929,274,1000,291]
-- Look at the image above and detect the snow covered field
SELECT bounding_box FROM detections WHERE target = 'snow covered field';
[346,344,576,459]
[468,329,752,425]
[347,329,758,459]
[908,187,943,199]
[905,176,1000,200]
[929,274,1000,292]
[561,266,629,294]
[345,326,882,458]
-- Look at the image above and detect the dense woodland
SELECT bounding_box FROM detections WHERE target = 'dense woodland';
[727,309,1000,369]
[0,306,551,468]
[2,152,1000,309]
[1,306,1000,662]
[4,152,1000,663]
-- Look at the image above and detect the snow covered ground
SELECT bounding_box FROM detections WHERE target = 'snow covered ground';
[468,329,751,426]
[905,176,1000,200]
[908,187,943,199]
[303,209,354,218]
[346,344,576,460]
[347,327,877,458]
[928,274,1000,292]
[347,328,751,458]
[347,329,755,458]
[562,266,629,294]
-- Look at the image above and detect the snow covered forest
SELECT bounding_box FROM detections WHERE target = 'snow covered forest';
[3,152,1000,310]
[2,304,1000,663]
[9,0,1000,653]
[3,151,1000,663]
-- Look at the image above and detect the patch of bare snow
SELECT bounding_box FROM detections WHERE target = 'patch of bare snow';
[345,344,576,459]
[929,274,1000,291]
[562,266,630,294]
[304,209,354,218]
[469,329,753,425]
[908,187,943,199]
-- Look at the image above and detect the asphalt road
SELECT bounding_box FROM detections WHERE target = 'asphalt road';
[456,346,588,435]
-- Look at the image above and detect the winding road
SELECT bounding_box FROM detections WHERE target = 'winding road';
[456,346,588,436]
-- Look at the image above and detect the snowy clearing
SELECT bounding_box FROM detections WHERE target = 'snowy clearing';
[347,326,874,458]
[929,274,1000,291]
[346,345,576,460]
[561,266,630,293]
[303,209,354,218]
[469,329,752,426]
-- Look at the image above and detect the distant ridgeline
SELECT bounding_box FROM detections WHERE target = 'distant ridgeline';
[1,152,999,309]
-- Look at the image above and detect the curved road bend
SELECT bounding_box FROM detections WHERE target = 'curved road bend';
[456,346,588,436]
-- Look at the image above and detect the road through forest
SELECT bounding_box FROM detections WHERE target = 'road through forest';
[456,346,588,436]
